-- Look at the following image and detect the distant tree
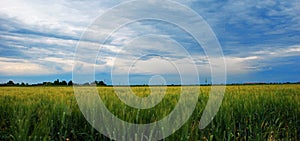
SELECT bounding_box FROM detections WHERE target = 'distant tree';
[47,82,53,86]
[21,82,25,86]
[83,82,90,86]
[54,79,60,86]
[68,80,73,86]
[61,80,67,86]
[7,80,14,86]
[98,80,106,86]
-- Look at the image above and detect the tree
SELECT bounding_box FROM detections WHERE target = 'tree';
[98,80,106,86]
[68,80,73,86]
[54,79,60,86]
[61,80,67,86]
[83,82,90,86]
[7,80,14,86]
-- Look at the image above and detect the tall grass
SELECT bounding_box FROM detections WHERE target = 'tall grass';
[0,85,299,140]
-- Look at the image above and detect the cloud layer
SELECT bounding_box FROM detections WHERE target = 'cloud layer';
[0,0,299,84]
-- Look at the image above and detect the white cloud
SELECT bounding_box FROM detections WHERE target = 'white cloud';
[1,33,77,48]
[0,0,299,83]
[253,45,300,57]
[0,0,105,37]
[39,57,74,72]
[224,56,259,74]
[0,57,54,76]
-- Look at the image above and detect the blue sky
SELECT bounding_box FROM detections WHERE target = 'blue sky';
[0,0,299,84]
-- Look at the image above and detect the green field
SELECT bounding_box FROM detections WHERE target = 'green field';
[0,85,299,140]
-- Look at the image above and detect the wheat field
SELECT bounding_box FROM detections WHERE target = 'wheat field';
[0,85,299,140]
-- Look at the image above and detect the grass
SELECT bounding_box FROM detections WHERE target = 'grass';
[0,85,299,140]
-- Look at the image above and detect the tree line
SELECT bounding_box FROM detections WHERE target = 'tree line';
[1,79,299,86]
[0,79,107,86]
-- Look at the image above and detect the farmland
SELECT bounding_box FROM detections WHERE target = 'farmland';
[0,84,299,140]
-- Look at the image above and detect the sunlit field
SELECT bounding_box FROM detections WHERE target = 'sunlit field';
[0,85,299,140]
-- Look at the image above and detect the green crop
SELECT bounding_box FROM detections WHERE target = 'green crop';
[0,85,299,140]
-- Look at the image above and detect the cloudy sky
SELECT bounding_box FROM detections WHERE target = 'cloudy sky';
[0,0,299,84]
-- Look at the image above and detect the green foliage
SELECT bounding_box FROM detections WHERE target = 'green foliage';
[94,80,107,86]
[0,85,299,140]
[67,81,73,86]
[7,80,14,85]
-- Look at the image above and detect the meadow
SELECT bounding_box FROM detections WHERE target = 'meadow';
[0,84,299,140]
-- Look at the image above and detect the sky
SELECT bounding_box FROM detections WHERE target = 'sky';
[0,0,299,85]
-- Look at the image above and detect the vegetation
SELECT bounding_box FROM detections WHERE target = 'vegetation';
[0,85,299,140]
[0,80,107,87]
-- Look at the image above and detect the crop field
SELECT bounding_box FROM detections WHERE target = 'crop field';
[0,84,299,141]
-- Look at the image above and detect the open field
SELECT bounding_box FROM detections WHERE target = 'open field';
[0,85,299,140]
